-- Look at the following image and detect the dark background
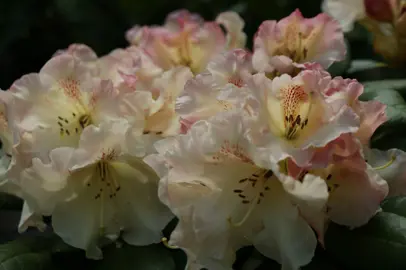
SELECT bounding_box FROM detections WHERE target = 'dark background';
[0,0,328,89]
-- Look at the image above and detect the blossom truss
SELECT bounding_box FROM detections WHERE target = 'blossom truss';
[252,9,346,75]
[0,53,174,258]
[144,79,388,269]
[145,112,330,270]
[125,9,247,76]
[322,0,406,64]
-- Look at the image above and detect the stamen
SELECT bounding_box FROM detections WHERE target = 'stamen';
[373,155,396,170]
[228,193,260,227]
[79,114,91,129]
[161,237,179,249]
[99,183,105,234]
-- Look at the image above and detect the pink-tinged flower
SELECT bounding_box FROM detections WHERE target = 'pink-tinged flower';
[17,120,173,258]
[364,147,406,197]
[54,43,98,63]
[121,46,166,97]
[252,9,346,75]
[175,50,258,131]
[286,150,388,229]
[321,75,387,145]
[54,44,99,76]
[143,67,193,137]
[126,10,246,75]
[145,112,328,270]
[5,54,152,157]
[97,48,141,93]
[207,49,254,88]
[247,70,359,167]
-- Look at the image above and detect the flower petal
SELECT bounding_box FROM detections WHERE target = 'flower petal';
[215,11,247,49]
[322,0,366,32]
[364,147,406,197]
[327,162,388,227]
[253,182,318,270]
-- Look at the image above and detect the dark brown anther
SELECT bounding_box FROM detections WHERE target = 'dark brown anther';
[303,48,308,59]
[264,170,273,178]
[295,115,301,125]
[239,178,248,183]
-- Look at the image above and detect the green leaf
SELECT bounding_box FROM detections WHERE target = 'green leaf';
[0,235,61,270]
[381,196,406,218]
[359,82,406,151]
[347,60,385,74]
[94,243,176,270]
[347,67,406,82]
[325,212,406,270]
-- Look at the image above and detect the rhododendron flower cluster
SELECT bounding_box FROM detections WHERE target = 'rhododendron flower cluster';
[0,8,405,270]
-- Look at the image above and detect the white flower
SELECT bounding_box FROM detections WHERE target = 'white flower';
[18,120,173,258]
[145,112,328,270]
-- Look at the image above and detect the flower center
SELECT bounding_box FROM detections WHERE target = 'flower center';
[276,23,309,63]
[84,148,120,234]
[86,149,121,200]
[210,140,254,164]
[166,29,199,73]
[228,169,274,227]
[57,112,92,138]
[268,84,312,140]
